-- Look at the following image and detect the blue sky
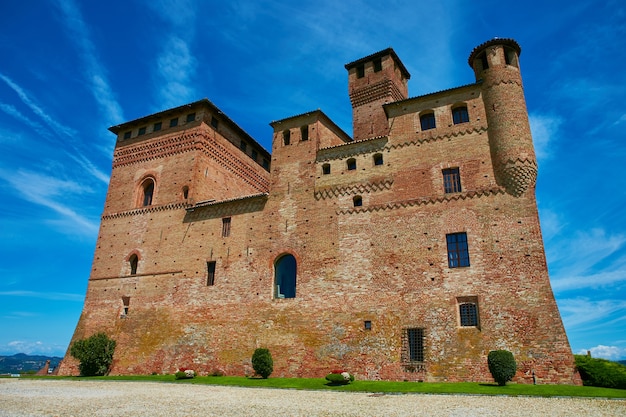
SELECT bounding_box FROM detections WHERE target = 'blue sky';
[0,0,624,360]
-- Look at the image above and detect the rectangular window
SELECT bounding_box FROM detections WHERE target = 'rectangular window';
[446,232,470,268]
[283,130,290,146]
[458,297,479,327]
[443,168,462,193]
[153,122,162,132]
[169,118,179,128]
[356,64,365,78]
[207,261,216,286]
[300,125,309,141]
[211,116,219,128]
[262,159,270,170]
[420,113,436,131]
[403,328,425,362]
[138,126,146,135]
[373,57,382,72]
[240,141,247,152]
[222,217,231,237]
[123,131,131,140]
[186,112,196,123]
[251,149,258,161]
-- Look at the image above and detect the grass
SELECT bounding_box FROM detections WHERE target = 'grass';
[20,374,626,399]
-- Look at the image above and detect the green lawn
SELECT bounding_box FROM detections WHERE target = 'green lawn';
[30,375,626,399]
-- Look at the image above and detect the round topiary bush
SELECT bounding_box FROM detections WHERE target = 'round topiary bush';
[487,349,517,386]
[251,348,273,379]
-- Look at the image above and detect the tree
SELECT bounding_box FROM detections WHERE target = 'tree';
[251,348,273,379]
[487,350,517,386]
[70,332,116,376]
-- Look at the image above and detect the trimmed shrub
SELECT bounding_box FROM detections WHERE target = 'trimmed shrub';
[70,332,116,376]
[487,350,517,386]
[575,354,626,389]
[251,348,273,379]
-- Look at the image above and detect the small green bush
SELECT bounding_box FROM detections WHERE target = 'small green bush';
[487,350,517,386]
[575,355,626,389]
[251,348,273,379]
[70,332,116,376]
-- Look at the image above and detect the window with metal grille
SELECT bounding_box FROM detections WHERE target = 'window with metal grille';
[446,232,470,268]
[404,328,425,362]
[443,168,462,193]
[207,261,216,286]
[420,112,436,131]
[452,106,469,124]
[222,217,231,237]
[459,302,478,327]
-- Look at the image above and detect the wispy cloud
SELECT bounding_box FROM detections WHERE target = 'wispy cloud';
[529,113,562,161]
[0,291,84,302]
[54,0,123,125]
[155,36,198,108]
[0,74,77,139]
[559,297,626,330]
[1,340,67,356]
[0,169,99,237]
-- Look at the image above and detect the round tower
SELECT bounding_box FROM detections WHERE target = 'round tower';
[469,38,537,197]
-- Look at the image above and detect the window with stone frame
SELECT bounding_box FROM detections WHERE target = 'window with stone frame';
[140,178,155,207]
[274,254,296,299]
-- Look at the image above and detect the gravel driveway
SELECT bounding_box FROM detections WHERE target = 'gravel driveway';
[0,379,624,416]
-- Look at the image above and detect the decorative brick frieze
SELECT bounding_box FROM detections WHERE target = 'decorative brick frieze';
[314,179,394,200]
[349,79,405,107]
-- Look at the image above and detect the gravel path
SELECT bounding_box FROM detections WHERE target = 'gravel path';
[0,379,624,416]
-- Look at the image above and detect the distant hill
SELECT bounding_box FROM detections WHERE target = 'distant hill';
[0,353,63,374]
[618,360,626,366]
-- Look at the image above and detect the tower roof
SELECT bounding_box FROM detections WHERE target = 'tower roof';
[468,38,521,67]
[345,48,411,80]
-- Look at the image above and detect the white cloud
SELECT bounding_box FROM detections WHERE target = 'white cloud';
[0,169,99,237]
[577,345,626,361]
[1,340,67,356]
[155,36,198,109]
[529,113,562,161]
[54,0,124,124]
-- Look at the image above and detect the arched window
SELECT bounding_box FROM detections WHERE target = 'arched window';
[129,254,138,275]
[373,153,383,166]
[140,178,155,206]
[452,106,469,125]
[322,163,331,175]
[420,112,436,131]
[347,158,357,171]
[274,254,296,299]
[459,302,478,327]
[353,196,363,207]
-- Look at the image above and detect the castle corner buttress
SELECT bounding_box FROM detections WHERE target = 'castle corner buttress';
[58,39,581,384]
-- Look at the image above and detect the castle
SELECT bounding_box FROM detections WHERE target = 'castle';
[58,39,580,384]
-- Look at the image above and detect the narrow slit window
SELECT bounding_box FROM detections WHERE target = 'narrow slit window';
[141,179,155,206]
[283,130,291,146]
[222,217,231,237]
[274,254,296,299]
[129,254,138,275]
[301,126,309,141]
[207,261,216,286]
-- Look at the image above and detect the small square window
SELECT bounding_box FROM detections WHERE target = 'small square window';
[251,149,258,161]
[240,141,247,152]
[138,126,146,135]
[420,113,436,131]
[170,118,179,128]
[123,131,131,140]
[186,113,196,123]
[364,320,372,330]
[153,122,162,132]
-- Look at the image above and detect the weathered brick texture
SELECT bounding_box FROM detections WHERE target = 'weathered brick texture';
[58,39,580,385]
